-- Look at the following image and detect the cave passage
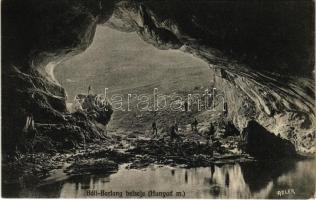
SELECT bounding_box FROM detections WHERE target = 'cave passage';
[55,26,214,133]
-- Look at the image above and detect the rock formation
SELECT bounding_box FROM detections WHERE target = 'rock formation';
[243,120,296,159]
[2,0,315,155]
[2,0,116,153]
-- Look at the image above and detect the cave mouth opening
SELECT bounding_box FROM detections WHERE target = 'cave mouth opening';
[54,25,218,134]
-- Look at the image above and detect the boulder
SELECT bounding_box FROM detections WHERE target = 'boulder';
[243,120,296,160]
[74,94,113,125]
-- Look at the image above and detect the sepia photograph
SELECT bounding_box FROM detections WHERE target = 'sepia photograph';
[1,0,315,198]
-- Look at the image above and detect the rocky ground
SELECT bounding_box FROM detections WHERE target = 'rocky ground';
[2,82,310,195]
[4,114,312,196]
[3,94,308,192]
[2,127,254,190]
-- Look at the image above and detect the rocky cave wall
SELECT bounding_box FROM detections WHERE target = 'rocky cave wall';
[2,0,116,153]
[2,0,315,154]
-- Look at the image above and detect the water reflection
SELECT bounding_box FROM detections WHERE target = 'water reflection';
[10,159,316,198]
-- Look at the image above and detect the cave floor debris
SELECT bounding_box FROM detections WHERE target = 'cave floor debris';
[2,131,255,190]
